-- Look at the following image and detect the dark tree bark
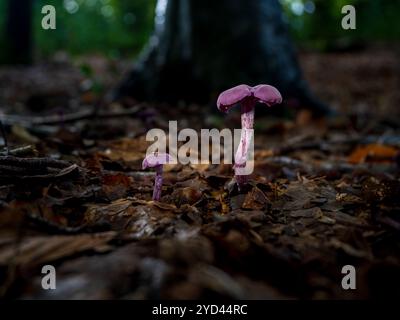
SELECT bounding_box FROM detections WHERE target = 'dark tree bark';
[116,0,332,115]
[5,0,33,65]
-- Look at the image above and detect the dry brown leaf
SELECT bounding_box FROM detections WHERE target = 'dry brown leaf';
[101,173,133,199]
[0,232,116,267]
[348,144,398,164]
[98,137,149,163]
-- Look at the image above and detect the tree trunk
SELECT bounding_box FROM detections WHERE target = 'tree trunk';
[5,0,33,65]
[116,0,332,116]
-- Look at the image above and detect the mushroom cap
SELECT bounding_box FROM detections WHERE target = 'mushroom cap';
[252,84,282,106]
[142,152,172,170]
[217,84,282,113]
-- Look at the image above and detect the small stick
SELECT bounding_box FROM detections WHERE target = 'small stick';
[0,145,35,156]
[0,156,70,169]
[1,104,144,127]
[0,119,9,155]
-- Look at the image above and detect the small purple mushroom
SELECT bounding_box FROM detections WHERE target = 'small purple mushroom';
[217,84,282,188]
[142,152,171,201]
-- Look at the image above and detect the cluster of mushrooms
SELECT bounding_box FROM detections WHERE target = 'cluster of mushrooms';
[143,84,282,201]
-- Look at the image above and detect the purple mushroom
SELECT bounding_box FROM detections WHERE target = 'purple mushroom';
[142,152,172,201]
[217,84,282,188]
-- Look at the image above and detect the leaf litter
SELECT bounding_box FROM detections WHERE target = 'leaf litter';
[0,51,399,299]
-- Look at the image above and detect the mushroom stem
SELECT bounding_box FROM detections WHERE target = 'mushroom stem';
[234,99,255,188]
[152,165,163,201]
[241,100,255,130]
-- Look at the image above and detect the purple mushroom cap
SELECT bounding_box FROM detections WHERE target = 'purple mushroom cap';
[217,84,282,113]
[142,153,172,170]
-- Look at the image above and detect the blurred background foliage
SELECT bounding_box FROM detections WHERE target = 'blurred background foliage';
[284,0,400,50]
[0,0,399,60]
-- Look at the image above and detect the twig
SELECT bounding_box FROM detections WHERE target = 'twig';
[275,141,329,155]
[0,156,70,169]
[376,215,400,232]
[27,217,110,234]
[275,135,400,156]
[0,145,35,156]
[1,104,144,127]
[0,156,80,180]
[262,156,396,175]
[0,119,9,155]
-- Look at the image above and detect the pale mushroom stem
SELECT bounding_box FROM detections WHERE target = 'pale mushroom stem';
[235,99,255,188]
[153,165,163,201]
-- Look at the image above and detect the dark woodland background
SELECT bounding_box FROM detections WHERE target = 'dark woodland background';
[1,0,399,60]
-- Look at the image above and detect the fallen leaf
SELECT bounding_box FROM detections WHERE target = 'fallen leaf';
[348,144,398,164]
[0,232,116,267]
[101,173,132,200]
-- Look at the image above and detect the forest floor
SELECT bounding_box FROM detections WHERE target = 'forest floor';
[0,48,399,299]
